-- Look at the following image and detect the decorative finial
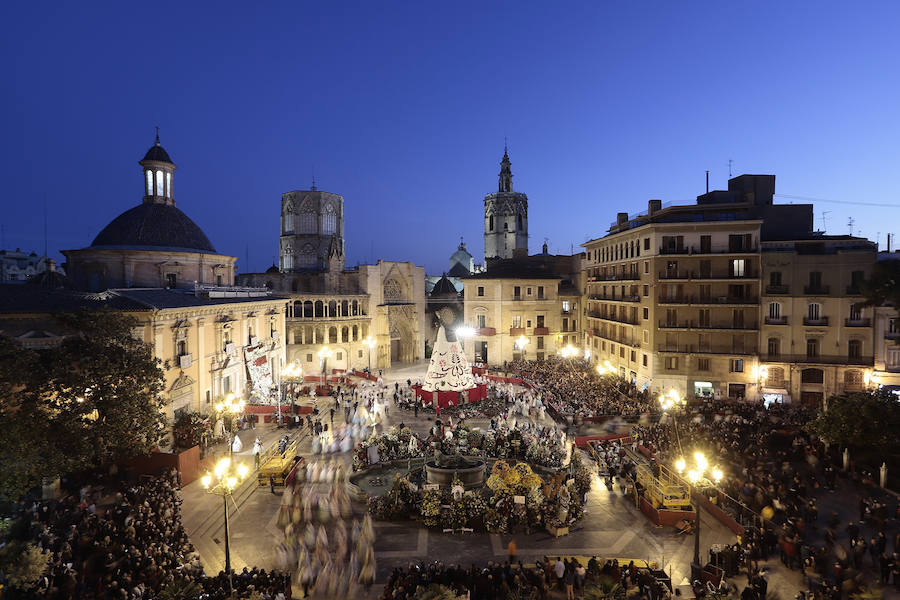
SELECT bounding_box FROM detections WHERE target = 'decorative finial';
[155,126,160,145]
[504,136,508,155]
[311,167,317,191]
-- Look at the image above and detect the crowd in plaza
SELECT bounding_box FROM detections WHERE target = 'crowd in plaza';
[633,399,900,595]
[509,358,652,418]
[3,470,291,599]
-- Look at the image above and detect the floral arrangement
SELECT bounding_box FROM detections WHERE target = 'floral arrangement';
[483,507,507,533]
[420,489,442,527]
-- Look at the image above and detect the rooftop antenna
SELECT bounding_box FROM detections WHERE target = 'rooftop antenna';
[310,166,317,191]
[877,231,881,251]
[155,125,160,144]
[821,211,831,232]
[706,170,709,193]
[848,217,855,236]
[727,159,733,178]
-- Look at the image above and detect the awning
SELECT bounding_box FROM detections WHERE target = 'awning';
[761,387,789,395]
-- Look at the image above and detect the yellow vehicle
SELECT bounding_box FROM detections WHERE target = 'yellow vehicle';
[636,462,690,509]
[257,437,300,487]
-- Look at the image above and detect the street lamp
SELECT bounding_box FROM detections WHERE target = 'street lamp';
[318,346,333,384]
[559,344,579,358]
[201,457,250,588]
[673,450,725,572]
[282,361,303,428]
[514,335,529,359]
[363,336,376,372]
[214,393,246,460]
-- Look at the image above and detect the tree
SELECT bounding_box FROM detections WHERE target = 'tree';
[860,259,900,309]
[808,389,900,454]
[0,542,50,591]
[0,310,166,500]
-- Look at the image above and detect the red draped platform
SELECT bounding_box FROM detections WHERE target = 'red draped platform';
[412,383,487,409]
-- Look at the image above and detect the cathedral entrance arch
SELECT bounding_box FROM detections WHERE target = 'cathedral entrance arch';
[388,304,417,366]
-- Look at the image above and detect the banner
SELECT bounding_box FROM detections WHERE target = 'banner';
[244,344,274,403]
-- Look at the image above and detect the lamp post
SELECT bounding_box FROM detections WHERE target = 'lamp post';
[514,335,529,360]
[674,449,723,575]
[363,336,376,372]
[214,393,246,460]
[282,361,303,428]
[318,346,332,387]
[201,457,250,590]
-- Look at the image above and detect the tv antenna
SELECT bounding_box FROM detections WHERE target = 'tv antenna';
[848,217,855,236]
[821,211,831,232]
[728,159,733,178]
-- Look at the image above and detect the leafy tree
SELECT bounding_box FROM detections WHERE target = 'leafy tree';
[0,542,50,591]
[808,389,900,454]
[860,259,900,309]
[0,310,166,500]
[157,577,203,600]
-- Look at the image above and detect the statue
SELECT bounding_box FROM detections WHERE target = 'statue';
[557,484,571,523]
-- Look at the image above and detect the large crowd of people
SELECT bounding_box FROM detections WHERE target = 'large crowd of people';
[3,471,291,599]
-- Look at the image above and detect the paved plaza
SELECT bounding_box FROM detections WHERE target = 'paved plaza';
[178,363,900,598]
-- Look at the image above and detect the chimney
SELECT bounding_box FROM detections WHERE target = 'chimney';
[648,199,662,215]
[616,212,628,226]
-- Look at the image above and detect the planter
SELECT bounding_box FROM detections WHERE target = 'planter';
[547,525,569,537]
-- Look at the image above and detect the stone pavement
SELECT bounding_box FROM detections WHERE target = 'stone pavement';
[179,364,900,599]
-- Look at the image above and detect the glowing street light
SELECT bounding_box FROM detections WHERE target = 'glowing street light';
[281,361,303,427]
[202,457,250,589]
[318,345,333,381]
[514,335,529,359]
[363,336,377,372]
[214,393,246,459]
[455,326,476,339]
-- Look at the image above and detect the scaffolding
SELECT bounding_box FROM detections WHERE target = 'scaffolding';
[636,462,690,509]
[257,437,300,486]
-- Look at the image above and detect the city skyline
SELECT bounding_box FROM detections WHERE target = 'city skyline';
[4,2,900,274]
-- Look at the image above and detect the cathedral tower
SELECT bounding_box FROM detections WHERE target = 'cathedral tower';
[483,147,528,262]
[279,188,345,272]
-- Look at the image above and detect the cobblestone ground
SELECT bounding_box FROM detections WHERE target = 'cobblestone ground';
[180,362,899,599]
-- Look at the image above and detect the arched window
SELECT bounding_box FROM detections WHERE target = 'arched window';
[156,170,164,196]
[299,210,317,233]
[503,221,508,231]
[145,170,153,196]
[165,172,171,198]
[297,244,317,267]
[321,204,337,235]
[303,300,313,318]
[328,300,337,317]
[489,215,494,231]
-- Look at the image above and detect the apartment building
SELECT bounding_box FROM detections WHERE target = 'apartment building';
[870,251,900,392]
[759,237,876,406]
[462,252,581,365]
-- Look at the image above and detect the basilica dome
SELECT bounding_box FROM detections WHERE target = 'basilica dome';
[90,202,217,253]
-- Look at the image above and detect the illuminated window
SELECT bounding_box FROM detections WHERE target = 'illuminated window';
[145,170,153,195]
[165,172,171,198]
[156,170,164,196]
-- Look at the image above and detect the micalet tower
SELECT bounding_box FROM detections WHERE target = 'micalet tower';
[483,147,528,262]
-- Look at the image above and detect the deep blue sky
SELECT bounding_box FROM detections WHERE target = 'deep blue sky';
[4,2,899,274]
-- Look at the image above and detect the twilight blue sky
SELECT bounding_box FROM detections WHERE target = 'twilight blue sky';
[3,1,900,274]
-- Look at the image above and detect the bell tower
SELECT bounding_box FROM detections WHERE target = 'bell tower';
[483,146,528,262]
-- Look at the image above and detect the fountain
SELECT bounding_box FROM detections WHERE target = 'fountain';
[425,453,486,488]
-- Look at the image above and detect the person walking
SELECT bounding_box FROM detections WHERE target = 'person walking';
[508,540,517,564]
[253,437,262,468]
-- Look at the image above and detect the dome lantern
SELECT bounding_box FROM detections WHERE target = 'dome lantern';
[139,128,176,206]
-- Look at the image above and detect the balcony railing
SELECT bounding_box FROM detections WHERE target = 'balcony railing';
[845,318,871,327]
[659,245,758,255]
[803,317,829,326]
[597,273,641,281]
[512,296,523,301]
[765,285,789,295]
[477,327,496,337]
[533,327,550,335]
[765,316,788,325]
[659,270,758,280]
[587,312,638,325]
[803,285,830,295]
[658,320,758,331]
[886,330,900,340]
[656,344,757,355]
[846,286,862,295]
[765,354,874,366]
[588,294,640,302]
[509,327,525,336]
[657,295,759,305]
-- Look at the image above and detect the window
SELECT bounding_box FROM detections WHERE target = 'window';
[217,275,223,286]
[770,271,782,286]
[643,238,650,250]
[642,329,649,343]
[767,337,780,357]
[358,350,363,358]
[642,354,648,366]
[537,337,544,349]
[145,170,153,195]
[527,287,532,296]
[699,260,711,278]
[537,315,545,328]
[477,315,486,328]
[848,339,862,359]
[503,222,508,231]
[620,347,625,358]
[890,318,899,334]
[769,302,781,319]
[298,211,317,233]
[644,261,649,274]
[806,338,819,358]
[512,315,522,328]
[698,358,710,371]
[728,234,751,252]
[730,259,746,277]
[176,340,187,357]
[698,309,710,327]
[630,350,636,362]
[643,285,649,297]
[807,303,821,321]
[729,359,744,372]
[206,390,211,404]
[849,304,862,321]
[850,270,864,292]
[537,286,544,299]
[489,215,494,231]
[562,300,570,312]
[513,286,521,299]
[477,286,485,297]
[562,318,569,332]
[165,172,171,197]
[223,375,231,394]
[321,204,337,234]
[156,170,164,196]
[801,368,823,384]
[166,273,177,288]
[642,307,649,320]
[700,235,711,253]
[665,357,678,370]
[809,271,822,289]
